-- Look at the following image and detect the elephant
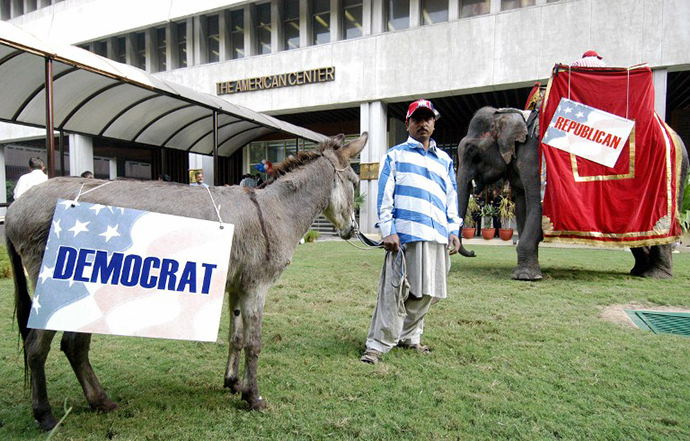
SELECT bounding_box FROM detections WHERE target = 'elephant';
[455,106,689,280]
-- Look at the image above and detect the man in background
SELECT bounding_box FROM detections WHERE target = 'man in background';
[14,157,47,199]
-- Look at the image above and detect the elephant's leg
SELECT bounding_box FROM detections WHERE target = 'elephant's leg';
[512,188,542,280]
[239,286,268,410]
[630,246,650,276]
[60,332,117,413]
[643,244,673,279]
[25,329,58,431]
[224,290,244,393]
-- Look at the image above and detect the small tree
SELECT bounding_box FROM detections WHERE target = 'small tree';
[480,204,497,228]
[498,196,515,229]
[464,195,479,228]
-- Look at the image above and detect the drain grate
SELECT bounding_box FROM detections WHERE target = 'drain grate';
[624,310,690,337]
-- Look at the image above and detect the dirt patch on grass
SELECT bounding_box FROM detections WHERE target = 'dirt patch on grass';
[601,302,690,328]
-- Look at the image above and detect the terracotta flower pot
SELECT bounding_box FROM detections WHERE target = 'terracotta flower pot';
[462,228,475,240]
[499,228,514,241]
[481,228,496,240]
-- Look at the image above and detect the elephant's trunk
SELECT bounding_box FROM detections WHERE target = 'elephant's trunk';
[456,171,476,258]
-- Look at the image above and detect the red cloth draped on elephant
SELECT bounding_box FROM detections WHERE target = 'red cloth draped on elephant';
[540,64,683,247]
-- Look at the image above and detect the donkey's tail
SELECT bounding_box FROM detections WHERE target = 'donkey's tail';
[7,237,31,343]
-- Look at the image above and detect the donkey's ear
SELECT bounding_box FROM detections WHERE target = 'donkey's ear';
[494,113,527,164]
[340,132,368,159]
[331,133,346,149]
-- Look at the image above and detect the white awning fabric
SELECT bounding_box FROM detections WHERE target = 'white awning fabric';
[0,21,328,157]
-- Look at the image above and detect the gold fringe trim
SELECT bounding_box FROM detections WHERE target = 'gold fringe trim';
[543,235,679,248]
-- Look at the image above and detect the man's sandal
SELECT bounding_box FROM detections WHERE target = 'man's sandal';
[360,349,383,364]
[396,342,430,354]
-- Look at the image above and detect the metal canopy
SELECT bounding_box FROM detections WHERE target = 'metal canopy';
[0,21,327,159]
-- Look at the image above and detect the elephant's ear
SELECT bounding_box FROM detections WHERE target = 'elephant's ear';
[495,112,528,164]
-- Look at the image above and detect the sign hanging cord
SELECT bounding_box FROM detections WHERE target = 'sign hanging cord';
[205,186,224,228]
[72,181,113,204]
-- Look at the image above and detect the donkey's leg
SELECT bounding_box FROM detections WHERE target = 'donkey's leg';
[60,332,118,413]
[239,286,269,410]
[224,290,244,393]
[25,329,58,431]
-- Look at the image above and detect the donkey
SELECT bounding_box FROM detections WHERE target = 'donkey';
[6,133,367,430]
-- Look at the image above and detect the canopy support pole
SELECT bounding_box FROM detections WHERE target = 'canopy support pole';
[44,58,55,178]
[213,110,219,186]
[58,130,65,176]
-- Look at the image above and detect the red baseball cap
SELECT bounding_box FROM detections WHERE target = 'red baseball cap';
[406,99,441,121]
[582,50,602,59]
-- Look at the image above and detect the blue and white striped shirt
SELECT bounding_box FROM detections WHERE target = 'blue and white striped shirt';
[377,137,462,245]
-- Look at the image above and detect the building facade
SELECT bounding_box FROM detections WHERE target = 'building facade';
[1,0,689,233]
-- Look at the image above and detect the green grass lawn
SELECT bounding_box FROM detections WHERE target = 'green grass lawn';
[1,242,689,440]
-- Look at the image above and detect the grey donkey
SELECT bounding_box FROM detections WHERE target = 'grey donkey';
[6,133,367,431]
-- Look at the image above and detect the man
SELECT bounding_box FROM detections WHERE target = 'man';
[571,50,607,68]
[14,157,47,199]
[190,171,209,187]
[361,99,461,364]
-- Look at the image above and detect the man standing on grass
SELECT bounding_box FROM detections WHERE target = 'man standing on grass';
[360,99,461,364]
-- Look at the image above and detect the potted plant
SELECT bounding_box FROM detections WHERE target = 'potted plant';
[480,204,497,240]
[462,195,479,239]
[497,195,516,241]
[304,229,320,243]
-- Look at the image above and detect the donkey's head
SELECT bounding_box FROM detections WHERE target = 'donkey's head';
[321,132,368,239]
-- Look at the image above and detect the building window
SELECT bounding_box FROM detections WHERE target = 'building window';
[135,32,146,70]
[155,27,167,72]
[228,9,245,59]
[284,0,300,50]
[206,15,220,63]
[422,0,448,25]
[460,0,489,18]
[175,21,188,68]
[312,0,330,45]
[12,0,23,17]
[501,0,536,11]
[115,37,126,63]
[25,0,36,13]
[342,0,363,40]
[94,40,108,57]
[387,0,410,31]
[256,3,272,55]
[1,0,10,21]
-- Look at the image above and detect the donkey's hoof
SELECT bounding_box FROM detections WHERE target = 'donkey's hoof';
[92,399,118,413]
[512,267,542,281]
[641,267,673,279]
[35,414,58,432]
[224,377,242,394]
[242,393,267,411]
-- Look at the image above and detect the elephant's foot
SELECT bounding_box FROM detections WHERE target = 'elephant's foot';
[512,266,542,281]
[242,392,267,411]
[640,266,673,279]
[223,377,242,394]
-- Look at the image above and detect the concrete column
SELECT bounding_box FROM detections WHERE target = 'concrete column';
[449,0,460,21]
[219,11,229,61]
[145,28,155,72]
[330,0,341,42]
[185,17,194,66]
[246,4,257,56]
[109,158,117,180]
[193,16,203,65]
[410,0,421,28]
[359,101,388,234]
[0,146,6,216]
[490,0,500,14]
[653,68,668,121]
[300,0,311,47]
[68,134,94,177]
[371,0,385,34]
[165,24,174,70]
[271,0,282,53]
[362,0,372,36]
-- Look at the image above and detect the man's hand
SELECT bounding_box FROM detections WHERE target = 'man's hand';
[448,234,460,255]
[383,233,400,253]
